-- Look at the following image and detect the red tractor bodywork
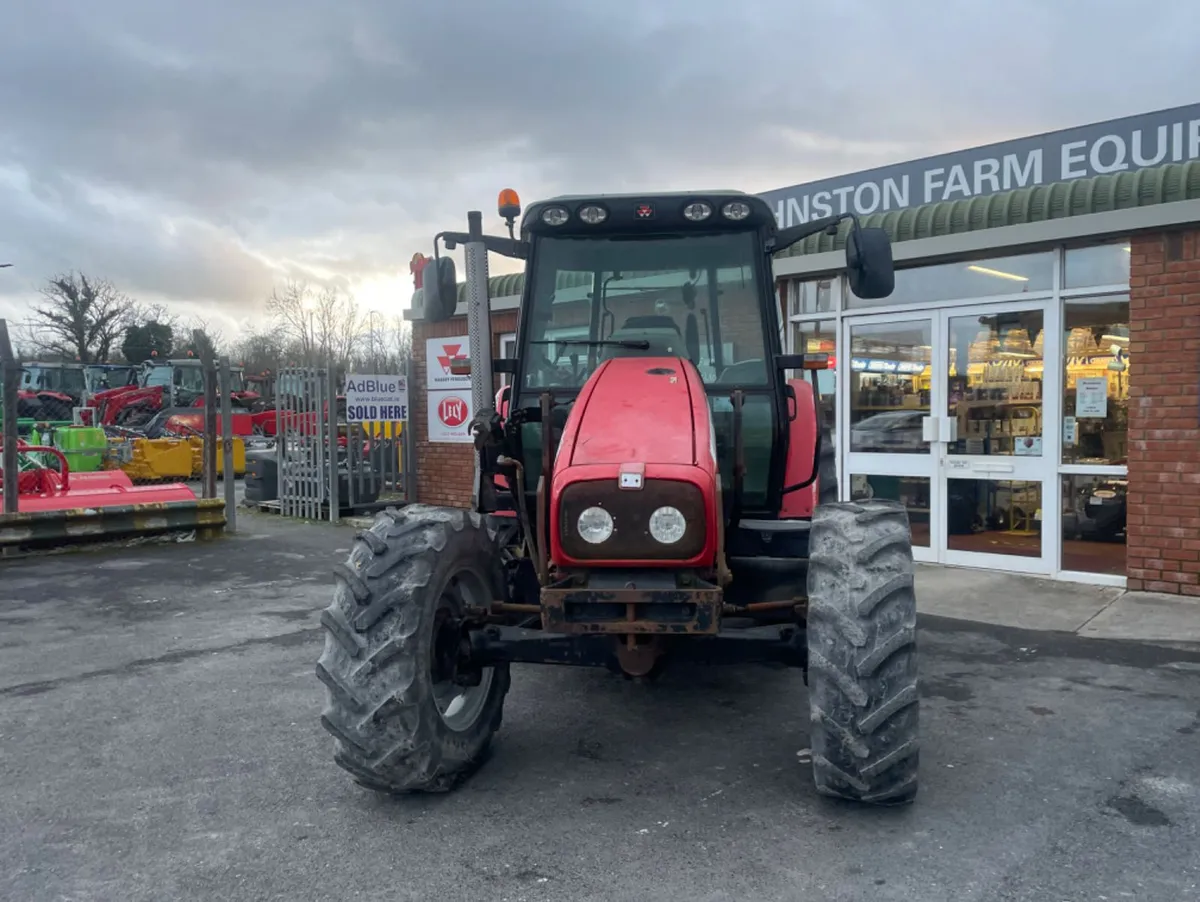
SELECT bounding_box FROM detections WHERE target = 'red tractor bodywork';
[548,356,720,570]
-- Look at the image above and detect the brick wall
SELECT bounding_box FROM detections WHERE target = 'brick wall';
[1126,229,1200,595]
[412,309,518,508]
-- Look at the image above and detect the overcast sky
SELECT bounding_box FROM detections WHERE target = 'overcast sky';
[1,0,1197,338]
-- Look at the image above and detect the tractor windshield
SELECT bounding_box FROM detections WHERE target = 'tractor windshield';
[521,232,770,390]
[25,366,86,396]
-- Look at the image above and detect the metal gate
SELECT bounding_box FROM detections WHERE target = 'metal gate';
[272,364,410,522]
[275,366,336,520]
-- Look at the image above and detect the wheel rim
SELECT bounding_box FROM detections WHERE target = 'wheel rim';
[430,566,494,732]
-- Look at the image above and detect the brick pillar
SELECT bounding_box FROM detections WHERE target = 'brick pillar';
[410,310,519,509]
[1126,229,1200,595]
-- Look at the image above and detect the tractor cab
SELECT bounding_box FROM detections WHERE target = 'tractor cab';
[422,191,894,528]
[84,364,137,396]
[21,362,87,402]
[140,358,207,404]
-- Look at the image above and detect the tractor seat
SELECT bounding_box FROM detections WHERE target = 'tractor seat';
[621,315,680,334]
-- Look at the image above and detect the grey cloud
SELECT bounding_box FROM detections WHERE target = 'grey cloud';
[2,0,1199,322]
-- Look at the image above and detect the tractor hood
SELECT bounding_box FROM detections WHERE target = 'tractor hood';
[564,356,700,468]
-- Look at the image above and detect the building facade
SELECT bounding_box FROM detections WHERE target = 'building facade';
[408,105,1200,595]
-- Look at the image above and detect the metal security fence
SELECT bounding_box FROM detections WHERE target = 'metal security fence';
[246,362,410,522]
[0,319,236,544]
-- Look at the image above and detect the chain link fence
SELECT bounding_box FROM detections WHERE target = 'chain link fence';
[1,324,240,528]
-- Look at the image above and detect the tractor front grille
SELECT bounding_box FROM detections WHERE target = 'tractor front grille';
[558,478,707,562]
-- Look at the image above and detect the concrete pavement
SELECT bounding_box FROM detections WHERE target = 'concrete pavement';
[1,512,1199,901]
[916,564,1200,645]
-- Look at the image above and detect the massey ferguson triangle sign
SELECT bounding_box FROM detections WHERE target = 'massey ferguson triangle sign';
[759,102,1200,228]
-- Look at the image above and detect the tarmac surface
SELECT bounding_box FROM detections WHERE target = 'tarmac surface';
[2,513,1199,902]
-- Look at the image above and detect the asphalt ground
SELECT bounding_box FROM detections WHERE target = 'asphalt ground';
[2,515,1199,902]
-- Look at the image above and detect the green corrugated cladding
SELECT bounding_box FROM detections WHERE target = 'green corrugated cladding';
[414,161,1200,305]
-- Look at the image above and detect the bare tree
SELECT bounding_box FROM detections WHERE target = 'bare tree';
[266,280,320,364]
[28,272,136,363]
[266,279,366,370]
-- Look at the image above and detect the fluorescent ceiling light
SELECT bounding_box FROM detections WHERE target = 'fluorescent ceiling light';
[967,265,1029,282]
[1123,246,1131,253]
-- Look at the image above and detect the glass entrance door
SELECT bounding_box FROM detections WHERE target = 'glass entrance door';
[937,301,1056,574]
[841,299,1057,572]
[842,314,939,562]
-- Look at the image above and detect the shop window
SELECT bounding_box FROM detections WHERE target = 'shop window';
[1064,242,1131,289]
[848,321,932,454]
[946,310,1045,457]
[792,279,835,316]
[498,333,517,389]
[848,251,1055,308]
[1061,474,1127,576]
[946,478,1042,558]
[790,319,837,430]
[850,475,931,547]
[1062,297,1130,465]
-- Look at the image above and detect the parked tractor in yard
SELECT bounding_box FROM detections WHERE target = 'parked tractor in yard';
[89,358,272,432]
[317,190,919,805]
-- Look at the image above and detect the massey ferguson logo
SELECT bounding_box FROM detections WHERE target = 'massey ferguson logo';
[437,395,468,428]
[436,343,465,376]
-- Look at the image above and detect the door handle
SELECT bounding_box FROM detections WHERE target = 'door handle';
[921,416,938,442]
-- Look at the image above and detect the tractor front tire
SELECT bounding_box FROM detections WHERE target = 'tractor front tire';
[317,504,511,794]
[805,500,919,805]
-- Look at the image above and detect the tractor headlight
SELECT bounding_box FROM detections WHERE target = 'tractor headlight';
[682,201,712,222]
[578,204,608,225]
[577,506,614,544]
[721,200,751,221]
[648,506,687,544]
[541,205,570,226]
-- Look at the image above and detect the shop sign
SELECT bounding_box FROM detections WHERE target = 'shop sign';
[761,102,1200,227]
[344,374,408,422]
[428,390,473,443]
[1076,377,1109,418]
[426,333,474,442]
[426,335,471,390]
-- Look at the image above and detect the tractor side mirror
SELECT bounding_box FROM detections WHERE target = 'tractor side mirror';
[845,226,895,300]
[423,256,459,323]
[494,358,518,375]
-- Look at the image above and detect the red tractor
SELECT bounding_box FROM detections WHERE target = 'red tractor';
[317,191,919,805]
[89,358,273,432]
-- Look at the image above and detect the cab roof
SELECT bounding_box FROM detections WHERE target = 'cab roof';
[519,190,778,238]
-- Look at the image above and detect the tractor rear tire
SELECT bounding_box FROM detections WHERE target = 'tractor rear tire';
[805,500,918,805]
[316,504,511,794]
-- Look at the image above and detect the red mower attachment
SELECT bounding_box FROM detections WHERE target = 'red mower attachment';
[0,441,197,513]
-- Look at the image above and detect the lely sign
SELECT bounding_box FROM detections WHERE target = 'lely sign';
[759,102,1200,228]
[427,335,473,443]
[344,375,408,422]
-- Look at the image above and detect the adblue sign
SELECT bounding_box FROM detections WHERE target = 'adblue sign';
[344,375,408,423]
[760,103,1200,228]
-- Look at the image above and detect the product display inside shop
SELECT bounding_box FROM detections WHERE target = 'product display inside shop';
[946,310,1044,458]
[1060,295,1130,575]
